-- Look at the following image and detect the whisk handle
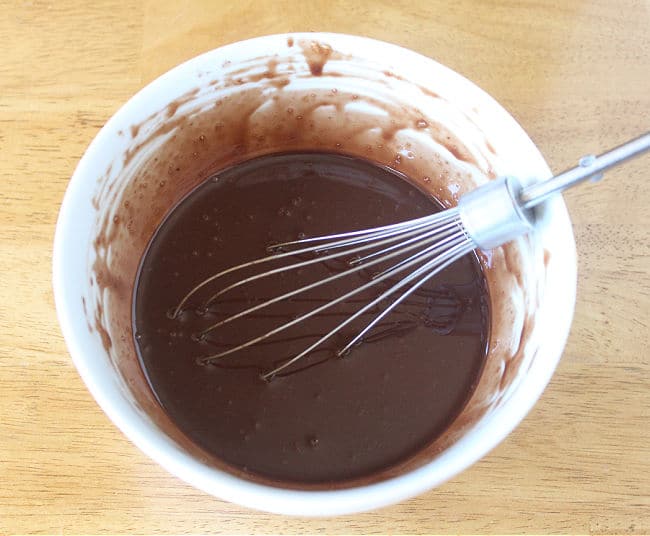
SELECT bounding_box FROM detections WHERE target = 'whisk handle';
[519,132,650,210]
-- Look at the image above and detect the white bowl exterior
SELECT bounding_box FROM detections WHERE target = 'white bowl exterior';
[53,33,576,516]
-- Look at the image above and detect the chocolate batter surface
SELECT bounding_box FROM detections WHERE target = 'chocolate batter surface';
[134,152,489,484]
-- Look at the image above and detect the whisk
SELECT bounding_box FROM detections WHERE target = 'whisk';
[172,133,650,380]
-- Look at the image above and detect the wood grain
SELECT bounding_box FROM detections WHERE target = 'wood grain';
[1,0,648,533]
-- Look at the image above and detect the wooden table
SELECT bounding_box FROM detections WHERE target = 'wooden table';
[2,1,648,533]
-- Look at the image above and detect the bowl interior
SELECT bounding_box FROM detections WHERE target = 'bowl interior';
[53,33,576,515]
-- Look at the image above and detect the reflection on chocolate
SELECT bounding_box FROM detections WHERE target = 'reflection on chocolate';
[134,153,490,483]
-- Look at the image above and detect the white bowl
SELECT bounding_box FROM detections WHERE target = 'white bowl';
[53,33,576,516]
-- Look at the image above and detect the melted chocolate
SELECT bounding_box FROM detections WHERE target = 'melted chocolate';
[134,152,489,484]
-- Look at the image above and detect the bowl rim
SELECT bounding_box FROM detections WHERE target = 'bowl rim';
[52,32,577,516]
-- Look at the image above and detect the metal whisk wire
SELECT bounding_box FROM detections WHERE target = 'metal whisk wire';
[191,209,469,370]
[256,239,475,380]
[170,209,458,318]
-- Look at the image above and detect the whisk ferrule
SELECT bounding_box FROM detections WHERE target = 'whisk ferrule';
[458,175,534,251]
